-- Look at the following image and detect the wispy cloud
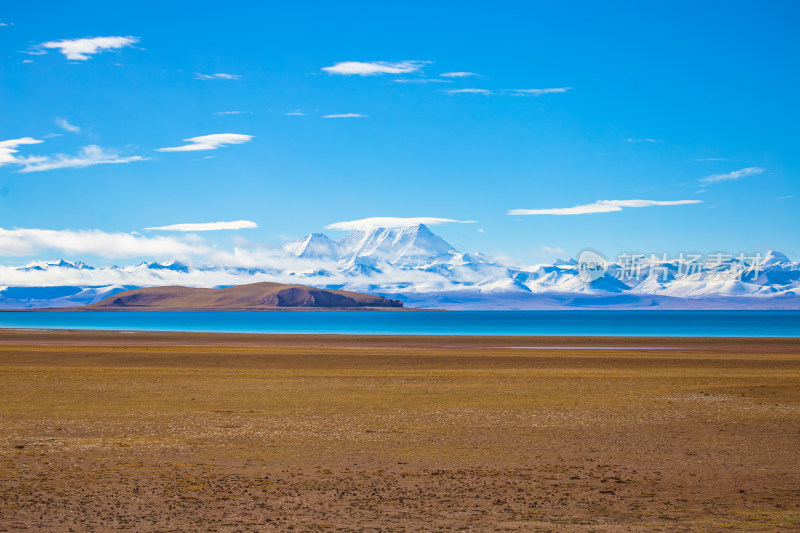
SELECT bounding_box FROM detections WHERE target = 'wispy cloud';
[156,133,253,152]
[37,36,138,60]
[776,195,794,200]
[322,61,427,76]
[625,138,661,143]
[444,87,571,96]
[195,73,241,80]
[440,71,478,78]
[285,112,306,116]
[145,220,258,232]
[541,245,567,255]
[0,137,44,166]
[393,78,450,84]
[693,157,727,161]
[17,145,147,173]
[0,227,206,258]
[509,199,701,216]
[700,167,764,185]
[213,110,247,115]
[444,88,493,95]
[322,113,367,119]
[55,118,80,133]
[325,217,475,231]
[507,87,571,96]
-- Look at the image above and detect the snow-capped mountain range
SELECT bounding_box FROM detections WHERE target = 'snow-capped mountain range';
[1,224,798,309]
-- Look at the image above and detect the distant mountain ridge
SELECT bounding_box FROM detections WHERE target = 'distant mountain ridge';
[1,224,798,310]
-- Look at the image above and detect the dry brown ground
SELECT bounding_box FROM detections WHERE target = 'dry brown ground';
[0,330,798,532]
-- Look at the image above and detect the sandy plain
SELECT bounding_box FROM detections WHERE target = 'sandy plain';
[0,330,798,531]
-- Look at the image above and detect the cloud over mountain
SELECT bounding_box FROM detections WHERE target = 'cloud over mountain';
[0,227,206,258]
[145,220,258,232]
[325,217,475,231]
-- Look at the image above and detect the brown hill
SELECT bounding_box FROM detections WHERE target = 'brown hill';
[86,283,404,311]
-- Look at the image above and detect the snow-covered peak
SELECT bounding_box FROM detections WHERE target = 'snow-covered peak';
[17,259,94,271]
[338,223,457,265]
[762,250,792,266]
[552,258,578,267]
[284,232,341,259]
[135,260,190,272]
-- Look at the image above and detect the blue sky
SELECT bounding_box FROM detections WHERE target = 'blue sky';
[1,0,798,266]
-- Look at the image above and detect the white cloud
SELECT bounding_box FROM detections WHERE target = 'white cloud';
[39,36,138,60]
[0,227,206,258]
[693,157,727,161]
[542,245,567,255]
[213,110,246,115]
[508,87,571,96]
[156,133,253,152]
[325,217,476,231]
[145,220,258,232]
[393,78,450,84]
[322,61,427,76]
[0,137,44,166]
[700,167,764,185]
[55,118,80,133]
[508,199,701,216]
[16,145,147,173]
[285,112,306,116]
[625,138,661,143]
[195,73,241,80]
[0,250,351,290]
[776,195,794,200]
[322,113,367,118]
[440,72,478,78]
[444,87,571,96]
[444,88,493,95]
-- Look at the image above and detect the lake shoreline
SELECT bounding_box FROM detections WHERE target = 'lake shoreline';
[0,328,796,352]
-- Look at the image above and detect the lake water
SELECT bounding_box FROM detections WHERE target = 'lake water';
[0,310,798,337]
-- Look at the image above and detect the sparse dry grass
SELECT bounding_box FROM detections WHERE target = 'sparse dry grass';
[0,331,798,531]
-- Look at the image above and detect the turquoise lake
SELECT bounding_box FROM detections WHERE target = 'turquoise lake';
[0,310,798,337]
